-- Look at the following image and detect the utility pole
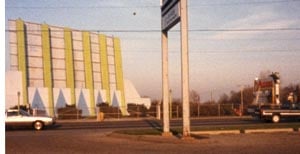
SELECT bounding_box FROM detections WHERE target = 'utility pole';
[241,87,244,116]
[238,85,244,116]
[210,91,213,104]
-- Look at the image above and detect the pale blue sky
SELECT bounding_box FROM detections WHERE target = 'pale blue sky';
[4,0,300,102]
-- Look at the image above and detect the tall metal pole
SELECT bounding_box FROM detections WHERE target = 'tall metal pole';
[180,0,190,138]
[162,31,170,135]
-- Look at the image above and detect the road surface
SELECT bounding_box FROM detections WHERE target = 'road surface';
[54,116,257,130]
[5,117,300,153]
[6,129,300,154]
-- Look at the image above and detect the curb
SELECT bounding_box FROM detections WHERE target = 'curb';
[191,130,240,135]
[191,128,299,135]
[244,128,295,134]
[108,133,181,143]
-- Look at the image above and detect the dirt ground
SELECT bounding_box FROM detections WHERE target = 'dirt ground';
[5,130,300,154]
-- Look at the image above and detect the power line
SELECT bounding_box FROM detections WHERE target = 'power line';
[5,0,300,9]
[190,0,300,7]
[5,28,300,33]
[5,6,158,9]
[117,37,300,41]
[189,28,300,32]
[122,49,300,53]
[189,38,300,41]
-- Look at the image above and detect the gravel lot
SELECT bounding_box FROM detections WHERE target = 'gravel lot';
[5,130,300,154]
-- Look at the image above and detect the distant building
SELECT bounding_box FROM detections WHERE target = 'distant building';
[6,19,150,117]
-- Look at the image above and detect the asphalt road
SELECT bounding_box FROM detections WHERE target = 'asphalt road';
[6,127,300,154]
[5,117,300,153]
[53,116,257,130]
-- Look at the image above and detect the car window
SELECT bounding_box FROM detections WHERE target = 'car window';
[7,111,19,116]
[6,110,31,117]
[19,110,30,116]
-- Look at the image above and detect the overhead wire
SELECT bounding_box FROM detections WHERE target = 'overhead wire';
[5,0,300,55]
[122,49,300,53]
[190,0,300,7]
[5,28,300,33]
[5,28,300,54]
[5,0,300,9]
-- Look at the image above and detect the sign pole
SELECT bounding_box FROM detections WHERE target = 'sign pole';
[180,0,190,138]
[161,0,190,137]
[162,31,171,135]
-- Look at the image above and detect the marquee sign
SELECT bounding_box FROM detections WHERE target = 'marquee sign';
[161,0,180,31]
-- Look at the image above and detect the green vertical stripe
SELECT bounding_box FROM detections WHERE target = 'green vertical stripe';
[64,28,76,105]
[41,24,54,117]
[82,31,96,116]
[99,34,111,105]
[113,38,127,115]
[16,19,28,106]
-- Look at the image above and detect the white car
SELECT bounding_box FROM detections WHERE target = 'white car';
[5,109,56,130]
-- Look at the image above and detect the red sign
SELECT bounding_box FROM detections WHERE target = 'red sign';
[254,78,274,91]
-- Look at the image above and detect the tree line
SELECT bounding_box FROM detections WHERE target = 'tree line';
[195,83,300,106]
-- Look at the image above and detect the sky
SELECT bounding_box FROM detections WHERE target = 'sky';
[4,0,300,102]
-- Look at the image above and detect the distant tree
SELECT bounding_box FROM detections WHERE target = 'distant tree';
[241,86,255,106]
[189,90,200,104]
[221,86,254,106]
[296,85,300,102]
[172,98,182,104]
[229,90,240,104]
[218,93,229,104]
[280,83,300,103]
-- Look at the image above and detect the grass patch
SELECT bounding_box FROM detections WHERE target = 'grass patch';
[114,128,183,136]
[191,123,300,132]
[115,129,163,135]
